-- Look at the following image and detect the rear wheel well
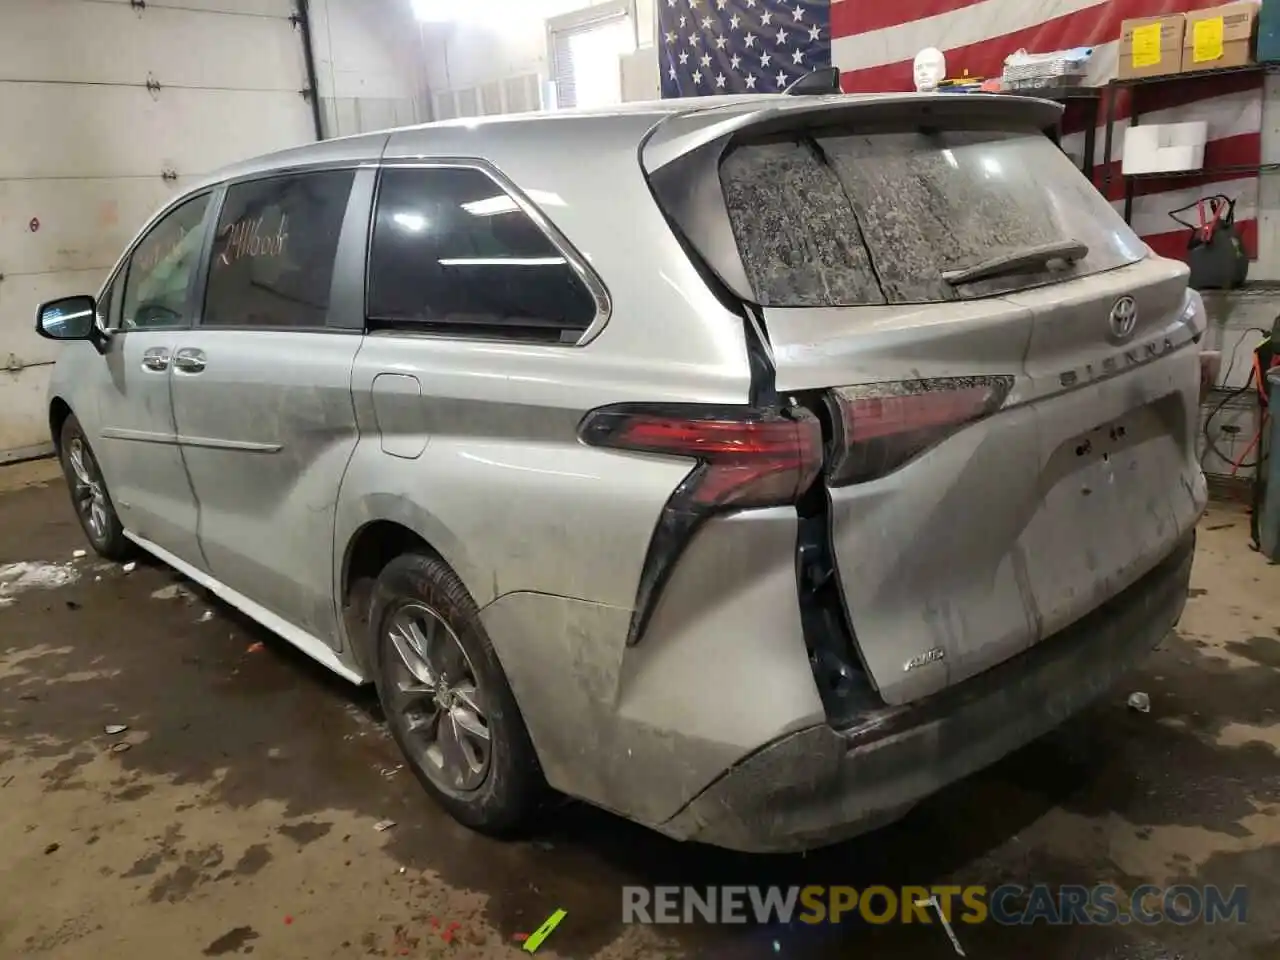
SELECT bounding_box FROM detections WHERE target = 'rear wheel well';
[49,398,72,453]
[342,520,435,672]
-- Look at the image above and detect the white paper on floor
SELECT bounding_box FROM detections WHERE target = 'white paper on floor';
[0,561,80,606]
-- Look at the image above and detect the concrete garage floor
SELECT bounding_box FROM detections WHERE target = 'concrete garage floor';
[0,461,1277,960]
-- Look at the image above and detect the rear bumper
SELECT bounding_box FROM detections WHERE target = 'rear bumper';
[659,531,1195,853]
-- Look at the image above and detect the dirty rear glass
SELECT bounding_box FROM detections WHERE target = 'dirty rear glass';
[719,128,1145,307]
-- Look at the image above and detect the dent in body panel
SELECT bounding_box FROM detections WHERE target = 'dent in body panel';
[1013,258,1193,405]
[663,536,1194,852]
[829,402,1045,705]
[762,296,1035,393]
[482,509,822,826]
[346,334,700,610]
[1017,346,1206,640]
[829,344,1205,707]
[336,432,684,610]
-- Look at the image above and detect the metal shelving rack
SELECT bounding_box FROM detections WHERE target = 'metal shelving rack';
[1101,62,1280,225]
[1005,85,1102,181]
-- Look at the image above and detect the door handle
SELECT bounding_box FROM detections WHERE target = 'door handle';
[173,348,207,374]
[141,348,170,372]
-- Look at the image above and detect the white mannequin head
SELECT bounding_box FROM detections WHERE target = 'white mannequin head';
[913,47,946,92]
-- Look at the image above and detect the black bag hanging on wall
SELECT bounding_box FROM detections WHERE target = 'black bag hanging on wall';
[1169,195,1250,291]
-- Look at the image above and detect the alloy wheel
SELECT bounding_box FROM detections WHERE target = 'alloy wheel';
[385,601,492,794]
[67,438,109,543]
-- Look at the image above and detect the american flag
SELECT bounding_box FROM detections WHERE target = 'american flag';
[659,0,831,97]
[828,0,1264,262]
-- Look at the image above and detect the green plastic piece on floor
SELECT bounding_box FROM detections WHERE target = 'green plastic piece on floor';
[523,908,567,953]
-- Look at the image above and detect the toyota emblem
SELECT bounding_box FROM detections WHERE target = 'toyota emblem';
[1109,296,1137,340]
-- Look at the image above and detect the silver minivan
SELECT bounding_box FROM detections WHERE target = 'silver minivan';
[36,93,1206,853]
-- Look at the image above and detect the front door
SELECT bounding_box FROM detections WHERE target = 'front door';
[94,192,215,568]
[170,168,365,645]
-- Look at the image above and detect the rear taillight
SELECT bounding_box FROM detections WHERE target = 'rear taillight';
[579,404,823,508]
[579,403,823,644]
[826,377,1012,486]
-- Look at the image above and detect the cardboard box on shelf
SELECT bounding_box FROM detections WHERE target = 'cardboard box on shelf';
[1183,2,1259,72]
[1121,121,1209,175]
[1118,14,1186,79]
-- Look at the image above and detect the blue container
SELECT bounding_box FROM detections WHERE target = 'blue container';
[1259,0,1280,63]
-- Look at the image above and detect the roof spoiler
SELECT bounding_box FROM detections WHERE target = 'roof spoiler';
[783,67,841,96]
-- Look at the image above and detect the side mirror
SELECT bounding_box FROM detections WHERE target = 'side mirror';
[36,295,99,342]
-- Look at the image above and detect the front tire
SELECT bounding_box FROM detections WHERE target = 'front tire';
[369,552,543,835]
[58,414,133,562]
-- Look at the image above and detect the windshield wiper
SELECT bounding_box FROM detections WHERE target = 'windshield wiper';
[941,239,1089,286]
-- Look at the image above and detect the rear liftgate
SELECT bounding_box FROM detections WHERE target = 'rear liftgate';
[614,92,1204,723]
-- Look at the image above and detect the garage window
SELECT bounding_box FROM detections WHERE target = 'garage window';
[366,166,598,343]
[547,1,634,110]
[203,169,355,329]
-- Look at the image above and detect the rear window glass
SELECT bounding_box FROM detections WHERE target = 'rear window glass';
[719,128,1146,307]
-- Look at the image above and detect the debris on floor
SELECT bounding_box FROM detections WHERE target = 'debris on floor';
[916,896,966,956]
[5,473,1278,960]
[150,583,194,602]
[104,724,128,736]
[392,924,421,954]
[197,610,214,623]
[110,742,131,754]
[72,549,86,559]
[1127,691,1151,713]
[0,561,79,606]
[521,908,567,954]
[246,642,265,654]
[121,562,136,574]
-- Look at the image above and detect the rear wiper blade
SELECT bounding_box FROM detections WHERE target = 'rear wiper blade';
[941,239,1089,286]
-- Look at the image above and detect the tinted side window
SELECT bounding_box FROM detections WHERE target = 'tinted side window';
[203,169,355,329]
[120,194,210,330]
[367,167,597,343]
